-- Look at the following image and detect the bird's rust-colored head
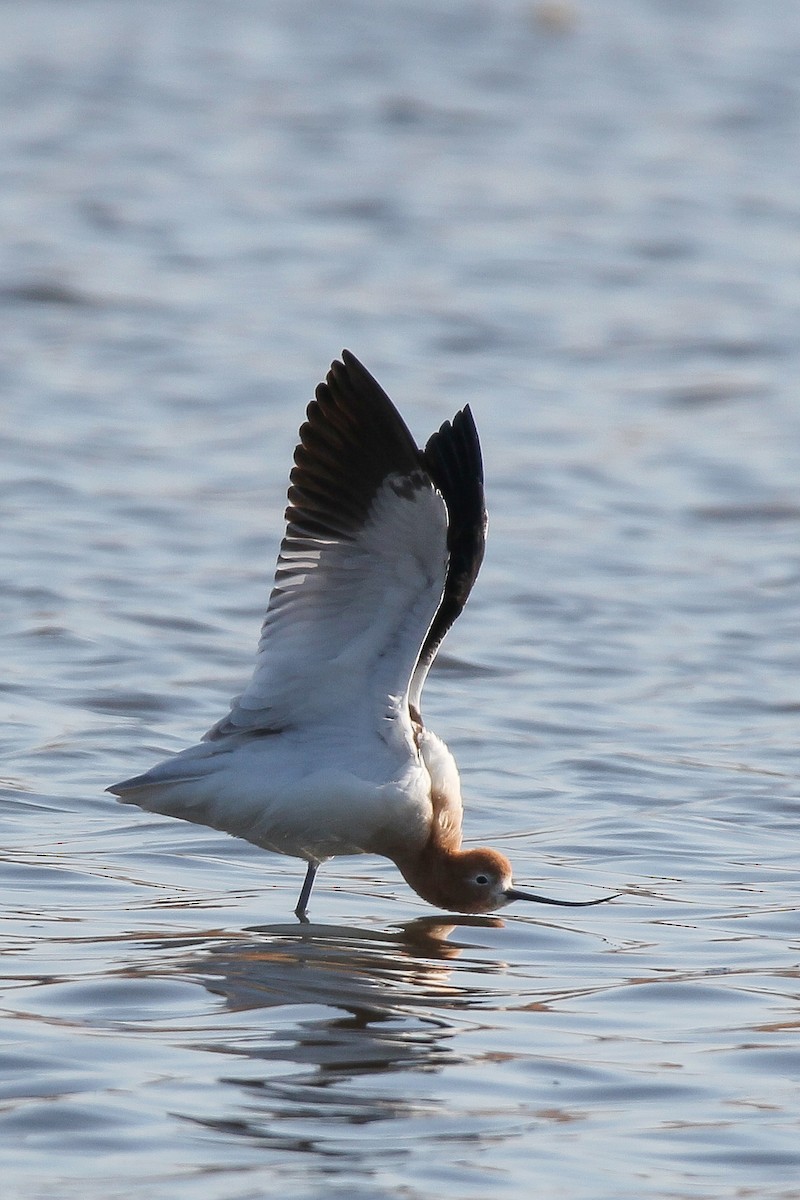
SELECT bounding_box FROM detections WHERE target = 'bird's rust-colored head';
[395,845,619,914]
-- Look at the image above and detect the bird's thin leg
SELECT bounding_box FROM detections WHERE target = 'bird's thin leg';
[295,861,318,922]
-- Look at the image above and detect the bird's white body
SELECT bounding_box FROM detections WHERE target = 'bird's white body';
[123,717,460,865]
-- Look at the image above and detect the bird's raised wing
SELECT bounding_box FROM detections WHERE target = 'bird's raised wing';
[206,351,450,741]
[407,404,487,722]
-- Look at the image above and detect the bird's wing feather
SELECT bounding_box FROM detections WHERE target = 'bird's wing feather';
[407,404,487,720]
[206,351,449,740]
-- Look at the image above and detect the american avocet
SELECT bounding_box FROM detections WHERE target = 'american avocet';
[110,352,617,919]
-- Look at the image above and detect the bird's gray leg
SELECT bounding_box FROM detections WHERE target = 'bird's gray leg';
[295,861,318,922]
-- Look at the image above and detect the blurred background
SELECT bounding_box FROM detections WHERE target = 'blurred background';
[2,3,800,1199]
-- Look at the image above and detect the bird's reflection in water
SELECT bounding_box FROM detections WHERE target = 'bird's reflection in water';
[163,916,507,1146]
[190,914,505,1016]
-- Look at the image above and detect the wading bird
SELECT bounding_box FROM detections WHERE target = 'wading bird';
[110,352,616,919]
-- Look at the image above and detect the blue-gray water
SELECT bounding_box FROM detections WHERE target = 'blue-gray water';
[3,2,800,1197]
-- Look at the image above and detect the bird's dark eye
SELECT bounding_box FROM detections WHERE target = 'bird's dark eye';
[475,874,489,886]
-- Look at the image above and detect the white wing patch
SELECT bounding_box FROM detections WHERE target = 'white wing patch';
[210,473,449,739]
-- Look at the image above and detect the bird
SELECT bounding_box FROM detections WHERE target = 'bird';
[109,351,617,920]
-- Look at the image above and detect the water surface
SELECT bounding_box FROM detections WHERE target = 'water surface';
[2,2,800,1197]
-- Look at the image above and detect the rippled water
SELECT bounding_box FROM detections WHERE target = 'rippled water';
[3,2,800,1197]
